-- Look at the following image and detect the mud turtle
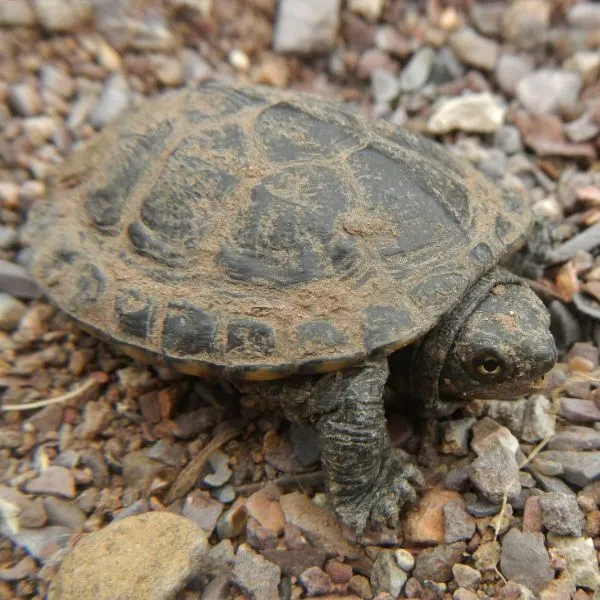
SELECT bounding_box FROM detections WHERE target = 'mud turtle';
[27,83,556,532]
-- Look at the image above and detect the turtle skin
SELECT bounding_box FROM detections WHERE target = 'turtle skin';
[27,82,542,533]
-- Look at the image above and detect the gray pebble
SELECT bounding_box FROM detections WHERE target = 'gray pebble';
[0,293,26,331]
[0,0,36,25]
[516,68,583,115]
[536,450,600,487]
[495,52,535,96]
[397,47,436,92]
[371,68,400,104]
[443,498,476,544]
[494,125,523,155]
[273,0,340,54]
[430,47,465,85]
[89,74,131,129]
[499,529,553,594]
[9,83,44,117]
[34,0,93,32]
[539,492,584,536]
[548,425,600,451]
[371,549,408,597]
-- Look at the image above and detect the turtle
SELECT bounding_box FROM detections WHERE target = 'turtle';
[26,82,557,533]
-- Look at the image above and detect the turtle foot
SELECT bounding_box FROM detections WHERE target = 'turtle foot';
[330,448,423,535]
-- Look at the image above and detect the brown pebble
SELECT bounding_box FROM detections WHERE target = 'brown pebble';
[325,559,353,584]
[523,496,544,533]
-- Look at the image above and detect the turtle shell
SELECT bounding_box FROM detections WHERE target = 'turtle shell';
[28,83,531,380]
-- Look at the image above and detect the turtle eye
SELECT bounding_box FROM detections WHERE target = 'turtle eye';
[471,351,505,381]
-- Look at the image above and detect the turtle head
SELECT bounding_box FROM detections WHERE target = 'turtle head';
[438,283,557,401]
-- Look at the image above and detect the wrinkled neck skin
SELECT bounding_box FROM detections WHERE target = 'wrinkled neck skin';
[407,267,542,418]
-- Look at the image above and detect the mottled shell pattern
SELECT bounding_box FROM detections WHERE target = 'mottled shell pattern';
[28,82,531,380]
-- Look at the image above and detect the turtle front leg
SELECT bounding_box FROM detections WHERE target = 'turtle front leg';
[282,359,423,534]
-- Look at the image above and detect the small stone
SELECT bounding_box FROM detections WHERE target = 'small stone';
[499,529,554,594]
[443,498,476,544]
[469,444,521,504]
[548,425,600,450]
[547,534,600,591]
[216,497,248,539]
[149,54,184,86]
[0,0,36,25]
[567,3,600,29]
[403,489,463,546]
[540,571,576,600]
[501,0,551,49]
[427,93,506,134]
[522,496,543,533]
[357,48,396,80]
[397,47,436,92]
[516,69,583,115]
[499,582,536,600]
[9,83,43,117]
[25,466,76,499]
[44,497,86,531]
[290,425,321,467]
[521,395,554,443]
[89,74,130,129]
[404,577,422,598]
[430,47,465,85]
[371,69,400,104]
[273,0,340,54]
[39,65,74,99]
[97,40,122,72]
[300,566,332,596]
[0,555,37,582]
[349,574,373,599]
[34,0,92,31]
[564,111,600,143]
[539,492,585,536]
[454,589,479,600]
[233,544,281,600]
[559,398,600,423]
[48,512,208,599]
[245,487,285,535]
[371,550,408,597]
[471,1,504,36]
[0,293,26,331]
[374,26,410,58]
[494,126,523,155]
[280,492,359,558]
[452,564,481,589]
[0,486,48,528]
[76,401,113,439]
[413,542,467,584]
[495,52,535,97]
[253,54,290,88]
[473,541,500,573]
[564,51,600,85]
[203,449,232,488]
[1,524,71,561]
[228,49,251,73]
[394,549,415,572]
[246,517,277,551]
[471,417,519,456]
[122,451,169,494]
[449,28,499,71]
[263,548,327,578]
[182,490,224,535]
[349,0,385,22]
[23,116,57,146]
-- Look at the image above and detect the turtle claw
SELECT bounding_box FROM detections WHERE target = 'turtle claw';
[330,448,423,536]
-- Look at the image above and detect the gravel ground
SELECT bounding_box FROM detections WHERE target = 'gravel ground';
[0,1,599,599]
